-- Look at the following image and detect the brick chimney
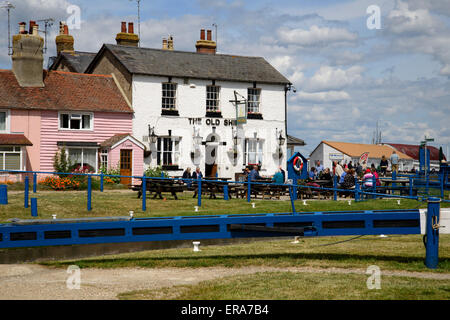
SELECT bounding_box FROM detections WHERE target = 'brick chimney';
[12,21,44,87]
[55,21,75,55]
[196,29,216,54]
[116,22,139,47]
[163,35,174,50]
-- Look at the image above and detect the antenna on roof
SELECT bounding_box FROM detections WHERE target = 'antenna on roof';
[129,0,141,47]
[212,23,218,52]
[1,1,15,56]
[37,18,54,54]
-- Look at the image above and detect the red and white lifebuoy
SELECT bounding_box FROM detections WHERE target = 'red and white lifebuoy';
[293,156,303,173]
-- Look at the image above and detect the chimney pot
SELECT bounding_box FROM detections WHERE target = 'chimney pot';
[162,38,168,50]
[63,24,69,35]
[29,21,36,35]
[207,30,212,41]
[19,22,26,34]
[121,22,127,33]
[200,29,205,40]
[128,22,134,34]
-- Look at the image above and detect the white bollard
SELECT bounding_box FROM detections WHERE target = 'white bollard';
[252,203,256,209]
[193,241,201,252]
[129,211,134,218]
[379,234,388,238]
[291,236,300,244]
[52,214,57,220]
[303,200,307,206]
[397,200,401,205]
[194,206,199,212]
[348,200,352,205]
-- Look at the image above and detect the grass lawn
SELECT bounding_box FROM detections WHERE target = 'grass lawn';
[1,189,448,222]
[118,271,450,300]
[41,234,450,273]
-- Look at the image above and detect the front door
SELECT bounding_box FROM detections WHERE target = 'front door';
[120,149,132,185]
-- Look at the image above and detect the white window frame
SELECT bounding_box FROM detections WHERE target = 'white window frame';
[0,146,22,171]
[157,137,181,167]
[206,85,221,112]
[100,149,109,170]
[0,109,11,133]
[162,82,178,110]
[244,139,264,166]
[247,88,261,113]
[58,112,94,131]
[66,147,98,173]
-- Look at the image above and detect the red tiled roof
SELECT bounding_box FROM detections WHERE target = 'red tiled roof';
[0,69,132,113]
[0,134,32,146]
[386,143,445,161]
[101,133,132,147]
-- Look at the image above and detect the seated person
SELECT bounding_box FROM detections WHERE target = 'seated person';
[272,170,285,184]
[319,168,332,180]
[338,168,348,187]
[341,169,356,189]
[192,167,203,180]
[362,169,374,188]
[308,167,317,180]
[182,167,192,187]
[249,165,262,182]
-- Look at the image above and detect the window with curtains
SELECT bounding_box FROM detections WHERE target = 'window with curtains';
[244,139,263,166]
[206,85,220,112]
[247,88,261,113]
[157,137,180,167]
[67,148,97,172]
[0,146,22,170]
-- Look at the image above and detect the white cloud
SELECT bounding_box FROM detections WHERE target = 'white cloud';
[302,65,364,92]
[294,90,351,102]
[277,25,358,47]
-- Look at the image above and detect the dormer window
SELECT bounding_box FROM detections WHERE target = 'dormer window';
[59,112,93,130]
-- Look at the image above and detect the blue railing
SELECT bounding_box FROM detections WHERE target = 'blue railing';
[0,169,448,216]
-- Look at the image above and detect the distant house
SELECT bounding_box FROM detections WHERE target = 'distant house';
[0,21,143,183]
[384,143,445,171]
[309,141,413,171]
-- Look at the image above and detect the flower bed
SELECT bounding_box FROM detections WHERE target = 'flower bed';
[39,176,81,191]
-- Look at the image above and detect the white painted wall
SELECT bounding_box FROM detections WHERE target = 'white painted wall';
[132,75,287,178]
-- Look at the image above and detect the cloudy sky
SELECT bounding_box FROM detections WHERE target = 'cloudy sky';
[0,0,449,157]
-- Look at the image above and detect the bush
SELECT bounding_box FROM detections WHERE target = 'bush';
[40,176,81,190]
[100,164,121,184]
[53,147,72,176]
[144,166,168,178]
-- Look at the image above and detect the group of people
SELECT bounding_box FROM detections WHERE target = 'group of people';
[243,165,286,184]
[307,159,384,191]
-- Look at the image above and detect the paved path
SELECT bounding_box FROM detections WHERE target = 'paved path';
[0,264,449,300]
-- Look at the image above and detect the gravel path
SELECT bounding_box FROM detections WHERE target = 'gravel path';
[0,264,449,300]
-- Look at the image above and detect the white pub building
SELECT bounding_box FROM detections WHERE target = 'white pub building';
[86,26,291,179]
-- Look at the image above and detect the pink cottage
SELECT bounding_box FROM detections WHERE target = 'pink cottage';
[0,22,144,184]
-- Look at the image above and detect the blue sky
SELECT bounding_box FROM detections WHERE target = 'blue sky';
[0,0,449,158]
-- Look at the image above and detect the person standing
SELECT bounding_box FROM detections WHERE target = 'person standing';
[316,160,324,175]
[390,151,399,174]
[335,161,344,179]
[380,155,388,177]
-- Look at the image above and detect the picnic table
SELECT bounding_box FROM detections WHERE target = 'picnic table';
[297,179,334,200]
[190,177,234,199]
[133,178,186,200]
